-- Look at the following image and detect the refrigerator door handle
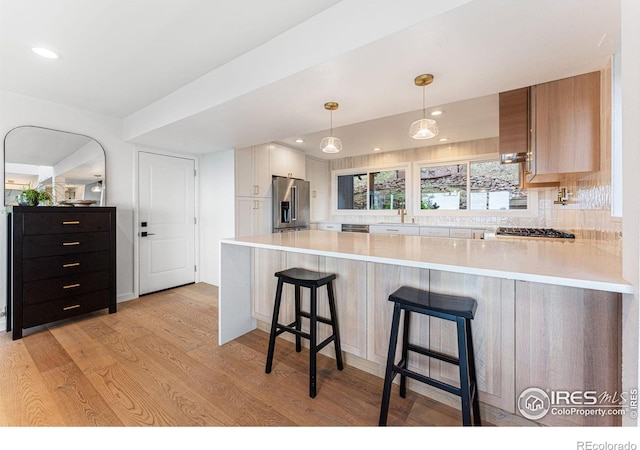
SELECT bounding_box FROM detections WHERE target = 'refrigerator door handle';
[291,185,298,221]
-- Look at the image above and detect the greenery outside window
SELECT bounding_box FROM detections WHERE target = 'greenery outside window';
[416,157,529,213]
[334,165,409,213]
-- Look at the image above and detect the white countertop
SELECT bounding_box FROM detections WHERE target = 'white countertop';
[221,230,633,294]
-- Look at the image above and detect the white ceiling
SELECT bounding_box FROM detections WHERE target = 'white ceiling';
[0,0,621,160]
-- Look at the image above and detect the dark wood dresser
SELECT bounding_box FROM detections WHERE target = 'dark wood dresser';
[7,206,116,339]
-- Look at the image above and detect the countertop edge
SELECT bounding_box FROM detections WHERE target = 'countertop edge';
[220,236,633,295]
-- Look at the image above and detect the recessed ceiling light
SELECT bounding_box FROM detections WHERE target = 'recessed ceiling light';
[32,47,59,59]
[295,139,304,143]
[373,147,382,152]
[439,138,449,142]
[430,110,443,116]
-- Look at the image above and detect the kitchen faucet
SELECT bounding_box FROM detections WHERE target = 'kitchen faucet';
[398,207,407,224]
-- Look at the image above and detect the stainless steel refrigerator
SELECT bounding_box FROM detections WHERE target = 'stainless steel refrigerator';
[272,176,310,232]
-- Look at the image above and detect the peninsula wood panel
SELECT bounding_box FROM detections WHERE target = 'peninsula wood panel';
[428,271,515,413]
[251,248,284,324]
[319,256,367,358]
[515,281,621,426]
[251,250,368,359]
[367,262,430,373]
[252,249,322,326]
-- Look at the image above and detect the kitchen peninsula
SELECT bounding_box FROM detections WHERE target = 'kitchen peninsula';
[219,230,631,426]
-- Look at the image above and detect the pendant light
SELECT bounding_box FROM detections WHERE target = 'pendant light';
[409,74,439,140]
[90,175,103,193]
[320,102,342,153]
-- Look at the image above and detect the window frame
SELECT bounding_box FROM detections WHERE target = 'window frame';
[412,153,538,217]
[331,162,412,216]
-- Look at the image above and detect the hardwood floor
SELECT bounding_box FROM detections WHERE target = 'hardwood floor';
[0,283,469,427]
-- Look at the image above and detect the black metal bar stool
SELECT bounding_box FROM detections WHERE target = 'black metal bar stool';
[379,286,481,426]
[265,267,344,398]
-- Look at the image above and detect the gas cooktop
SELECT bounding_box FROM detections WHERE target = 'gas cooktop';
[495,227,576,239]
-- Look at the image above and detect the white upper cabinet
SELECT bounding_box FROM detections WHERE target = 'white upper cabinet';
[270,143,306,179]
[235,144,271,198]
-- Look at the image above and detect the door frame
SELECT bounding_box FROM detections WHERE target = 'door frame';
[133,145,200,298]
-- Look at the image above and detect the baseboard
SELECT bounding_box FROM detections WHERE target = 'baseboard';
[117,292,137,303]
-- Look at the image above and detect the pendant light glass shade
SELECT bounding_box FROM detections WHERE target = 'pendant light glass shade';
[410,73,438,140]
[320,136,342,153]
[320,101,342,153]
[409,118,439,139]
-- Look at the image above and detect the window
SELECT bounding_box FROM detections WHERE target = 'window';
[335,165,409,212]
[420,164,467,210]
[370,169,406,210]
[417,159,527,212]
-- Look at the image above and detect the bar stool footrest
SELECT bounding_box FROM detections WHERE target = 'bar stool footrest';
[393,364,461,397]
[299,310,335,327]
[407,342,460,366]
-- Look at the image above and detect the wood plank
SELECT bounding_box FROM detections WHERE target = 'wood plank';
[0,282,475,427]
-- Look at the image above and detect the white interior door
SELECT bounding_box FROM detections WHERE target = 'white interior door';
[139,151,196,295]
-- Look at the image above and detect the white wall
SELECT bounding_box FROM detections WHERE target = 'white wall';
[199,149,235,285]
[0,90,137,324]
[621,0,640,427]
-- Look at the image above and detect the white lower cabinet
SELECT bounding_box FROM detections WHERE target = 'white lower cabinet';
[448,228,473,239]
[420,226,450,237]
[235,197,272,237]
[369,224,420,236]
[318,222,341,231]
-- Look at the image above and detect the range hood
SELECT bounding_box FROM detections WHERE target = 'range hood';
[500,152,527,164]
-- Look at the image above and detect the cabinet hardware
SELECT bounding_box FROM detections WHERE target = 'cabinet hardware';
[63,283,80,289]
[62,221,80,225]
[62,262,80,268]
[63,304,81,311]
[62,241,80,246]
[387,229,399,232]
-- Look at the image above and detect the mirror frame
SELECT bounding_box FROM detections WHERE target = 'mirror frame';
[3,125,107,206]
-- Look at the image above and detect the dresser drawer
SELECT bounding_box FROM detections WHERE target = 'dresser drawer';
[22,212,112,235]
[22,290,111,329]
[23,251,111,281]
[23,271,110,305]
[23,232,110,258]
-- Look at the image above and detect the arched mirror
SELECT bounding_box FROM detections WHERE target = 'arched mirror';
[3,126,106,206]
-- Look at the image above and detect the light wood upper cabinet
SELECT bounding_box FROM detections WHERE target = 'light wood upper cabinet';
[235,144,272,198]
[499,87,529,160]
[527,71,601,182]
[270,143,306,179]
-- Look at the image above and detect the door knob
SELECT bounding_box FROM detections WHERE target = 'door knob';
[140,232,156,237]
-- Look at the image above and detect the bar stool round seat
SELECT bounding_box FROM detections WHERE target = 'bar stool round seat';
[265,267,344,398]
[379,285,481,426]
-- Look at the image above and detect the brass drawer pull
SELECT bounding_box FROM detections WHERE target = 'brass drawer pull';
[63,283,80,289]
[62,221,80,225]
[63,262,80,268]
[62,241,80,246]
[63,304,81,311]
